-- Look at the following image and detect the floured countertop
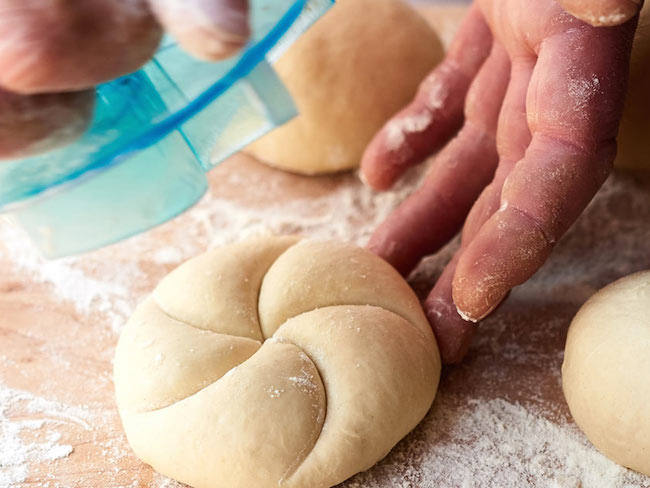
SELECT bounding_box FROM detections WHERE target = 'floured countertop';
[2,4,650,488]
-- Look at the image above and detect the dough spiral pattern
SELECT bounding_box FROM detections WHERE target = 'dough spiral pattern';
[114,237,440,488]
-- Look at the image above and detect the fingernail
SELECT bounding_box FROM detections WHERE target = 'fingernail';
[578,0,640,26]
[357,168,372,188]
[455,305,479,323]
[454,291,506,323]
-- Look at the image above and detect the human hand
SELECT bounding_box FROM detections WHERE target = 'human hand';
[361,0,640,364]
[0,0,248,158]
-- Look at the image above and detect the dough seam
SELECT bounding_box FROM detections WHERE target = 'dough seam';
[127,334,329,479]
[268,337,329,486]
[253,240,302,338]
[271,304,427,486]
[150,292,258,340]
[255,242,434,344]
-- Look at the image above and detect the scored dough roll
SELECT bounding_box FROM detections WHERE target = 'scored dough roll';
[114,237,441,488]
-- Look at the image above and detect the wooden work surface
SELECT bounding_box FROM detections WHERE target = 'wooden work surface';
[2,5,650,488]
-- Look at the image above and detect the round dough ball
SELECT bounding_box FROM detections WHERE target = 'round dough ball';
[615,2,650,172]
[245,0,444,175]
[562,271,650,475]
[114,236,440,488]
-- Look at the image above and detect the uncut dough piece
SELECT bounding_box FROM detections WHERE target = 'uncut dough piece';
[562,271,650,476]
[615,1,650,172]
[114,237,441,488]
[245,0,443,174]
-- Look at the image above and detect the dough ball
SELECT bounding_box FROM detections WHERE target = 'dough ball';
[562,271,650,475]
[245,0,443,175]
[114,236,440,488]
[615,2,650,172]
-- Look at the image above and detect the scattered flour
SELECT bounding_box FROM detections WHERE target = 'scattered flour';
[344,396,650,488]
[288,368,319,393]
[426,74,449,111]
[0,221,139,334]
[0,382,83,486]
[385,112,433,151]
[267,387,285,399]
[567,73,602,113]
